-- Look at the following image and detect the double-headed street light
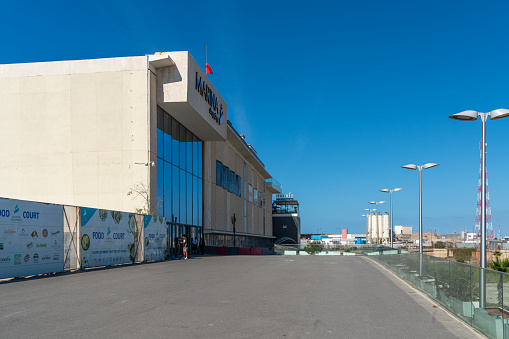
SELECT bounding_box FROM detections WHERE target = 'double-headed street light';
[401,163,439,254]
[380,188,403,248]
[449,108,509,309]
[368,201,385,244]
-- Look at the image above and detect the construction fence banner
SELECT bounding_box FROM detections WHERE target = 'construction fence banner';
[144,215,167,261]
[0,199,63,279]
[80,208,137,268]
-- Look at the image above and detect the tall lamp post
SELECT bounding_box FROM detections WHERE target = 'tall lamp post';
[449,108,509,309]
[402,163,439,275]
[368,201,385,244]
[380,188,403,248]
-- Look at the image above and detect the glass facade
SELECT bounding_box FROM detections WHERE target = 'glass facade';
[156,106,203,227]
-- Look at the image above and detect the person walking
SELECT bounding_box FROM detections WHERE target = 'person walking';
[192,237,198,254]
[182,235,188,260]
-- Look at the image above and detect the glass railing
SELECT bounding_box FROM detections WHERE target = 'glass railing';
[266,178,282,190]
[371,252,509,339]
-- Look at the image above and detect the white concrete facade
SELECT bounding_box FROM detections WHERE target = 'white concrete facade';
[0,52,276,244]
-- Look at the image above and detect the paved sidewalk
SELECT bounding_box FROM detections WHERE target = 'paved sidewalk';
[0,255,482,338]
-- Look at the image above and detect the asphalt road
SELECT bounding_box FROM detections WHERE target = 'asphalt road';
[0,255,482,338]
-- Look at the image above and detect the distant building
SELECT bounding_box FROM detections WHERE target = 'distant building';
[272,193,300,245]
[394,225,412,242]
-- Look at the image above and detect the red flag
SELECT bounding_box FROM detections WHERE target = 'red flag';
[206,63,213,74]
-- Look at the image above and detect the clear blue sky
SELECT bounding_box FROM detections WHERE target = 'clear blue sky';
[2,1,509,236]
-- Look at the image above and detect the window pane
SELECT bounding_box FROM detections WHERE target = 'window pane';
[172,118,179,167]
[164,161,172,218]
[194,175,198,226]
[198,141,202,178]
[180,169,186,224]
[180,125,186,171]
[172,165,179,223]
[157,107,164,159]
[198,178,202,227]
[187,172,193,225]
[193,135,198,176]
[156,158,164,216]
[186,130,193,173]
[164,112,172,162]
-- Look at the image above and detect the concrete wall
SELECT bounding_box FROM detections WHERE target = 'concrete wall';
[203,139,269,237]
[0,56,151,212]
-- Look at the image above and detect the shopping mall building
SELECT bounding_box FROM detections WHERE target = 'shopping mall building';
[0,51,282,250]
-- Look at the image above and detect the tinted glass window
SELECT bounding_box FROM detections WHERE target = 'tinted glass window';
[193,135,198,176]
[164,161,172,218]
[164,112,172,162]
[172,118,179,167]
[198,141,203,178]
[180,125,186,171]
[193,175,198,225]
[157,107,164,159]
[198,178,202,227]
[172,165,179,223]
[180,169,186,224]
[186,131,193,173]
[187,172,193,225]
[156,158,164,216]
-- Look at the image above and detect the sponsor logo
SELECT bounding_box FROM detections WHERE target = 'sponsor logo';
[50,240,59,249]
[113,233,124,240]
[18,229,28,237]
[14,254,21,265]
[14,205,19,214]
[31,230,38,237]
[24,254,30,262]
[33,253,39,263]
[0,256,10,263]
[92,232,104,239]
[41,255,50,261]
[26,242,33,250]
[3,229,15,235]
[36,243,47,248]
[23,211,40,219]
[51,231,60,236]
[52,253,59,261]
[0,243,3,250]
[42,229,48,238]
[107,226,111,235]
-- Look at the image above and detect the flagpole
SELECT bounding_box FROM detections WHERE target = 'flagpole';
[206,45,207,65]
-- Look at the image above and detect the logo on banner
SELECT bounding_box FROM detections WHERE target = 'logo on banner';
[10,205,21,223]
[36,243,47,248]
[41,255,50,261]
[24,254,30,262]
[42,229,48,238]
[18,229,28,237]
[0,256,10,263]
[0,243,3,250]
[31,230,38,237]
[26,242,33,250]
[51,231,60,236]
[4,229,15,235]
[52,253,59,261]
[14,254,21,265]
[14,205,19,214]
[33,253,39,263]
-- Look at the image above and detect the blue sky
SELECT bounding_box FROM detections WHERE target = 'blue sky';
[2,1,509,236]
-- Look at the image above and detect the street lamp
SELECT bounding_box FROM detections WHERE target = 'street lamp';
[368,201,385,245]
[380,188,403,248]
[402,163,439,276]
[449,108,509,309]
